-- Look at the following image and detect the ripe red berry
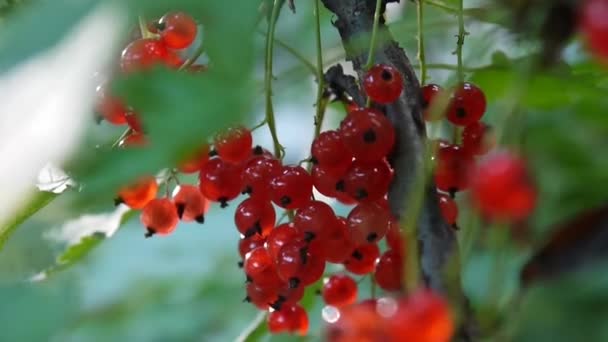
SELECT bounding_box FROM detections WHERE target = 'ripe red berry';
[340,108,395,163]
[117,176,158,209]
[199,158,244,207]
[294,200,338,241]
[179,144,210,174]
[268,304,309,336]
[344,243,380,275]
[347,202,394,245]
[266,223,303,261]
[434,142,474,194]
[242,156,282,201]
[274,283,306,309]
[244,247,274,279]
[118,131,147,148]
[235,198,276,237]
[245,282,278,310]
[321,217,355,264]
[172,185,208,223]
[363,64,404,104]
[446,82,487,126]
[276,239,325,288]
[325,299,390,341]
[120,38,176,73]
[214,126,253,165]
[140,198,179,237]
[95,86,128,125]
[470,151,537,221]
[311,165,346,199]
[342,159,393,202]
[462,121,496,156]
[421,84,444,121]
[270,166,313,209]
[322,274,358,307]
[438,193,458,226]
[581,0,608,61]
[386,224,405,253]
[390,290,454,342]
[158,12,198,49]
[125,112,143,132]
[311,131,353,176]
[238,234,266,260]
[374,249,404,291]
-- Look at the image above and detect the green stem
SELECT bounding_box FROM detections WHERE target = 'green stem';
[456,0,466,83]
[313,0,326,140]
[178,44,205,71]
[138,15,153,39]
[417,0,427,84]
[264,0,285,159]
[425,0,458,13]
[364,0,383,70]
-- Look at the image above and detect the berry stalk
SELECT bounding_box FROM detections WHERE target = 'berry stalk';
[417,0,427,85]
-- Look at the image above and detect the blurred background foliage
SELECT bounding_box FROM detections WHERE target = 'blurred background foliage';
[0,0,607,341]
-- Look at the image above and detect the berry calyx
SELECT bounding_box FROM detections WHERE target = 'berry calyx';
[421,84,444,121]
[235,198,276,237]
[199,158,244,207]
[270,166,313,210]
[158,12,198,49]
[446,82,487,126]
[363,64,404,104]
[462,121,496,156]
[374,249,404,291]
[344,243,380,275]
[214,126,253,165]
[172,185,209,223]
[322,274,358,307]
[116,176,158,209]
[339,108,395,163]
[140,198,179,237]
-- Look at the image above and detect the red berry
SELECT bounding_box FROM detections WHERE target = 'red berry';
[268,304,309,336]
[95,85,127,125]
[158,12,198,49]
[438,193,458,226]
[238,234,266,259]
[214,126,253,164]
[342,159,393,202]
[246,282,278,310]
[421,84,444,121]
[347,202,394,245]
[275,282,306,307]
[434,142,474,194]
[243,156,282,201]
[470,151,537,221]
[325,300,390,341]
[581,0,608,60]
[311,165,346,199]
[266,223,303,261]
[322,274,358,307]
[386,223,405,253]
[340,108,395,162]
[374,249,404,291]
[199,158,244,207]
[321,217,355,264]
[118,131,147,148]
[235,198,276,237]
[294,200,338,241]
[140,198,179,237]
[276,240,325,288]
[446,82,486,126]
[117,176,158,209]
[462,121,496,156]
[179,145,210,174]
[311,131,353,176]
[172,185,208,223]
[270,166,313,209]
[120,38,176,73]
[125,112,143,132]
[362,64,404,104]
[244,247,274,279]
[390,290,454,342]
[344,243,380,275]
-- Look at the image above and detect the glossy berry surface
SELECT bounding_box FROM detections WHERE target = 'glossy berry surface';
[158,12,198,49]
[172,185,208,222]
[268,304,309,336]
[95,86,127,125]
[179,145,210,174]
[238,234,266,259]
[199,158,244,206]
[214,126,253,164]
[390,290,454,342]
[242,156,282,201]
[311,165,345,198]
[438,193,458,225]
[141,198,179,237]
[276,240,325,287]
[266,223,302,261]
[322,274,358,307]
[234,198,276,237]
[244,247,274,279]
[434,142,474,194]
[374,249,404,291]
[386,224,405,253]
[342,159,393,202]
[340,108,395,163]
[246,282,277,310]
[325,299,390,342]
[462,121,496,156]
[347,202,394,245]
[293,200,338,241]
[363,64,404,104]
[421,84,444,121]
[470,151,537,221]
[581,0,608,60]
[311,130,353,176]
[446,82,486,126]
[120,38,175,73]
[344,243,380,275]
[270,166,313,209]
[321,217,355,264]
[117,176,158,209]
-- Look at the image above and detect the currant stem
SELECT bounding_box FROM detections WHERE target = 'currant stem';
[138,15,154,39]
[110,128,132,149]
[425,0,458,13]
[312,0,327,167]
[264,0,286,159]
[178,44,205,71]
[417,0,428,85]
[363,0,383,71]
[456,0,466,83]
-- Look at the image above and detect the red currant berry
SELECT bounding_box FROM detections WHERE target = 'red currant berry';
[199,158,244,207]
[347,202,394,245]
[421,84,444,122]
[266,223,303,261]
[158,12,198,49]
[322,274,358,307]
[242,156,282,201]
[462,121,496,156]
[344,243,380,275]
[311,165,346,199]
[340,108,395,162]
[294,200,338,241]
[581,0,608,60]
[172,185,209,223]
[325,300,390,342]
[214,126,253,165]
[434,143,474,194]
[386,223,405,253]
[321,217,355,264]
[117,176,158,209]
[446,82,487,126]
[438,193,458,226]
[125,112,143,132]
[244,246,274,279]
[374,249,404,291]
[390,289,454,342]
[179,144,210,174]
[235,198,276,237]
[95,85,128,125]
[470,151,537,221]
[120,38,175,73]
[276,240,326,288]
[311,131,353,176]
[141,198,179,237]
[245,282,278,310]
[268,304,309,336]
[343,159,393,202]
[118,131,147,148]
[270,166,313,210]
[238,234,266,260]
[363,64,404,104]
[273,283,306,309]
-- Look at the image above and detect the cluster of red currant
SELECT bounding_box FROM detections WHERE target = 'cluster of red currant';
[581,0,608,61]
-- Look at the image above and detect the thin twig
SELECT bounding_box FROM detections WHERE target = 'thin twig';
[417,0,428,84]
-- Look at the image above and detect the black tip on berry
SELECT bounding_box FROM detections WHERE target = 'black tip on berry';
[335,180,345,192]
[299,247,309,265]
[288,277,301,289]
[448,188,458,198]
[242,186,252,195]
[381,68,393,81]
[280,196,292,207]
[245,275,253,283]
[315,289,322,296]
[456,107,467,118]
[195,214,205,224]
[253,145,264,155]
[237,260,244,268]
[219,197,229,208]
[451,224,460,230]
[363,129,377,143]
[270,295,287,311]
[366,232,378,242]
[310,156,319,165]
[304,231,316,242]
[243,296,251,303]
[144,228,155,238]
[114,197,123,206]
[352,249,363,260]
[244,222,263,238]
[209,149,218,157]
[176,203,186,219]
[355,188,368,200]
[154,21,166,32]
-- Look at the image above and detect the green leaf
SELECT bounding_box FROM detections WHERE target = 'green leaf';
[0,190,57,251]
